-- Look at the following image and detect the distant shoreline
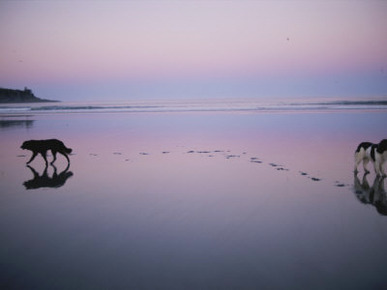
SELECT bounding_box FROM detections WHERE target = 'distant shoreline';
[0,87,58,103]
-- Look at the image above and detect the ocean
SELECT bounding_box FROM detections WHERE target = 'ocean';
[1,97,387,289]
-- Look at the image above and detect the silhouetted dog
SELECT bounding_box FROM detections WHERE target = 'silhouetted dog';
[21,139,72,165]
[355,139,387,176]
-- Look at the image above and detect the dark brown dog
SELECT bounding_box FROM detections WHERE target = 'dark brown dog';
[21,139,72,165]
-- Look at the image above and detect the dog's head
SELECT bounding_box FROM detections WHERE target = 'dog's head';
[21,140,33,150]
[377,139,387,154]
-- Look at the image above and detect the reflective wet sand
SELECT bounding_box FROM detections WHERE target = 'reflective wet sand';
[1,110,386,289]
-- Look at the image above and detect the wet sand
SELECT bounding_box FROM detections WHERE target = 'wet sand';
[0,110,387,289]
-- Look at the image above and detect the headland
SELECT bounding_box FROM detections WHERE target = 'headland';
[0,87,58,103]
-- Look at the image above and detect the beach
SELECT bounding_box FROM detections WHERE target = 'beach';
[1,103,387,289]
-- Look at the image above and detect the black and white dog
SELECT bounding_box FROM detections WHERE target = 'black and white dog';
[354,139,387,176]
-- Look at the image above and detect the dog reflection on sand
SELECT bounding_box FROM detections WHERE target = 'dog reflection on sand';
[353,174,387,216]
[23,164,73,190]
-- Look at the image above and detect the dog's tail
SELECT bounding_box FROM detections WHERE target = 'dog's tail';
[65,147,72,154]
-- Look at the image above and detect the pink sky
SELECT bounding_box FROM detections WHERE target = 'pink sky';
[0,1,386,101]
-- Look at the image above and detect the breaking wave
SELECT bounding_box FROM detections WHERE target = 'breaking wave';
[1,98,387,115]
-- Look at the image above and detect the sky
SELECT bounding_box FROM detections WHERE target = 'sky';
[1,0,387,102]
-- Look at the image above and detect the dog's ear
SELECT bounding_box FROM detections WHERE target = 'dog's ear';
[377,139,387,154]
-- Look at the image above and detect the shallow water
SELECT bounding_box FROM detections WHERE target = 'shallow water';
[0,109,387,289]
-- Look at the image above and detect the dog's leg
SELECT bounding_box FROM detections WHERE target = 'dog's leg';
[363,159,370,174]
[374,160,381,176]
[379,160,386,177]
[59,152,71,164]
[374,153,386,176]
[27,165,39,178]
[42,165,49,177]
[52,164,58,177]
[354,158,359,174]
[380,156,386,177]
[41,151,49,167]
[27,152,38,164]
[377,161,382,176]
[51,151,57,164]
[63,162,70,172]
[354,153,362,173]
